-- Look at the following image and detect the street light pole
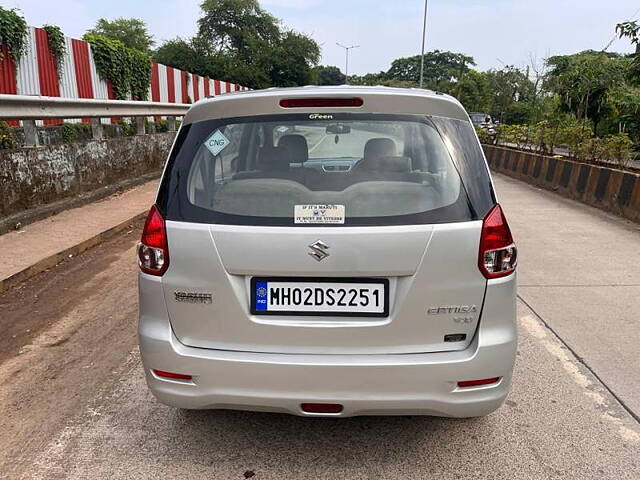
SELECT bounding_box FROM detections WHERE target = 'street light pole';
[336,43,359,84]
[419,0,428,88]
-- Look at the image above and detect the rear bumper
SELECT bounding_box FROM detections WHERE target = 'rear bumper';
[138,274,517,418]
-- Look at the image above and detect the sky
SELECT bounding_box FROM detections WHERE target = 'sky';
[4,0,639,75]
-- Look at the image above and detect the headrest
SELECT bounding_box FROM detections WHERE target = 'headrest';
[357,155,412,173]
[278,135,309,163]
[363,138,397,161]
[257,146,291,172]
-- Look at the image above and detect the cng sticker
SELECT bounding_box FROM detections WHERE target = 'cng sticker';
[204,130,230,156]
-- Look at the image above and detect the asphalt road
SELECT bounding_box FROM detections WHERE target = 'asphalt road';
[0,175,639,479]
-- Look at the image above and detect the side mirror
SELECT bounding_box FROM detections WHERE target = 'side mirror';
[326,123,351,134]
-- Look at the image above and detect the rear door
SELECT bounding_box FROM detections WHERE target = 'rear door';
[158,111,494,354]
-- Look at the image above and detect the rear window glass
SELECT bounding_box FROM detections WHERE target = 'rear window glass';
[158,113,493,226]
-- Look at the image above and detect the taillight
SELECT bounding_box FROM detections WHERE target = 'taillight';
[279,97,363,108]
[478,204,517,279]
[137,205,169,276]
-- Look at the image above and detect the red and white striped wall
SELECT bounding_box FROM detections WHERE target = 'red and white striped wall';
[0,25,249,125]
[149,64,245,105]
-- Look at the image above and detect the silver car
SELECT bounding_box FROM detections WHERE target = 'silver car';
[137,86,517,417]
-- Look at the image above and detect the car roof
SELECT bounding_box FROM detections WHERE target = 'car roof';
[182,85,470,125]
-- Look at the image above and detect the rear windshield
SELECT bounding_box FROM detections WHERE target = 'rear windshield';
[158,113,494,226]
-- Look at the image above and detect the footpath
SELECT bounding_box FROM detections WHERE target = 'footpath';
[0,181,157,293]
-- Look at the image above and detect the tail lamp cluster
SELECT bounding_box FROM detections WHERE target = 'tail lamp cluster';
[478,204,517,279]
[137,203,516,280]
[138,205,169,276]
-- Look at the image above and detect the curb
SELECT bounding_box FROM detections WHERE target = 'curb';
[0,211,147,294]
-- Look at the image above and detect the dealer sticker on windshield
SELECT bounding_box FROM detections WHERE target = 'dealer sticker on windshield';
[294,205,345,224]
[203,130,230,156]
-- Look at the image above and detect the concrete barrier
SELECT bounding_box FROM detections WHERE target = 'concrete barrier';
[483,144,640,223]
[0,132,174,228]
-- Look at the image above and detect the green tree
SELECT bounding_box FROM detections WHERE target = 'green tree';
[270,30,320,87]
[386,50,475,90]
[608,83,640,141]
[153,38,212,76]
[617,21,639,54]
[313,65,346,85]
[545,51,629,134]
[347,71,387,86]
[197,0,279,54]
[617,21,640,85]
[154,0,320,89]
[502,102,533,125]
[484,66,535,121]
[86,18,154,52]
[457,70,492,112]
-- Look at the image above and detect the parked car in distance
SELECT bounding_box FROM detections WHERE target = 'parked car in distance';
[470,112,498,141]
[137,86,518,418]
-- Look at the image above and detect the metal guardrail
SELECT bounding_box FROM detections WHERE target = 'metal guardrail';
[0,94,192,146]
[0,94,190,120]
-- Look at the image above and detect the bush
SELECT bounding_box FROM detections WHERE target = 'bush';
[155,119,168,133]
[496,124,528,149]
[60,122,91,144]
[121,119,138,137]
[494,121,636,169]
[600,134,635,167]
[475,126,492,144]
[580,138,604,161]
[503,102,532,125]
[0,121,17,149]
[558,123,591,159]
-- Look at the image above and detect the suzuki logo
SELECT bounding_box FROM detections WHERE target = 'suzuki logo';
[308,240,330,262]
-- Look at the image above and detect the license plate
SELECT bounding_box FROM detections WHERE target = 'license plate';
[251,277,389,317]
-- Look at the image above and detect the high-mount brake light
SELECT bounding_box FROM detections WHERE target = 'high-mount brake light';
[478,204,517,279]
[279,97,364,108]
[137,205,169,276]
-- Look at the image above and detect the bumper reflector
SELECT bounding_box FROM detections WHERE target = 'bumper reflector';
[457,377,500,388]
[152,369,192,381]
[301,403,344,414]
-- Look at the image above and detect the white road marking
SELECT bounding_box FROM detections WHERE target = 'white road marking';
[519,313,639,442]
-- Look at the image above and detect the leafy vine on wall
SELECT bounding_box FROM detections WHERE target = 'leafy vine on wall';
[0,7,28,62]
[84,33,151,101]
[43,24,66,76]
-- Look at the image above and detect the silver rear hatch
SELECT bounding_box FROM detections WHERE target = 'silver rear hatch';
[155,88,496,355]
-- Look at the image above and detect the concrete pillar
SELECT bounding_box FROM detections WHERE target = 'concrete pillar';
[91,118,103,140]
[167,116,176,132]
[136,117,146,136]
[23,120,39,147]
